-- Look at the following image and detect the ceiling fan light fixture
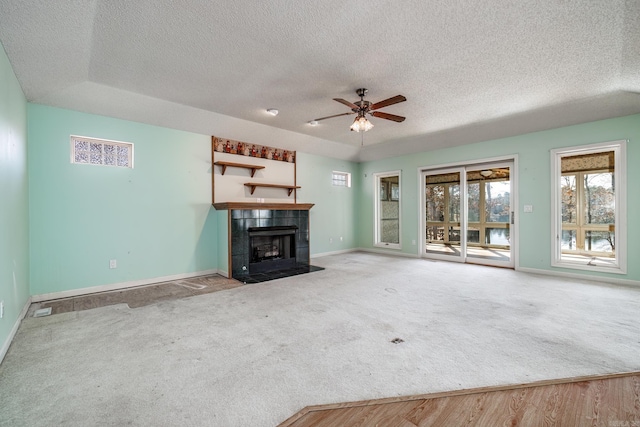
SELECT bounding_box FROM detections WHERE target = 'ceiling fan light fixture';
[350,116,374,132]
[480,170,493,177]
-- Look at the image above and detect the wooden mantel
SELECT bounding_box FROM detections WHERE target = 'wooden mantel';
[212,202,314,210]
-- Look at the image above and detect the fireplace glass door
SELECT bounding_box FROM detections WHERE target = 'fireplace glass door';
[248,226,297,273]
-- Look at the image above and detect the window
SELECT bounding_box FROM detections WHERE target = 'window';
[332,171,351,187]
[551,140,626,273]
[71,135,134,168]
[374,171,401,249]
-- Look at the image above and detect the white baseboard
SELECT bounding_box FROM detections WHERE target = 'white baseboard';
[217,269,229,278]
[517,266,640,287]
[357,247,420,258]
[31,269,220,303]
[0,296,31,365]
[311,248,358,258]
[312,248,420,259]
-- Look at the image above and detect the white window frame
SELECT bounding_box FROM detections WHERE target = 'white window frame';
[374,170,402,250]
[551,140,627,274]
[332,171,351,187]
[70,135,134,168]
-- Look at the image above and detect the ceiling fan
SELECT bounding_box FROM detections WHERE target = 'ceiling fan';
[312,88,406,132]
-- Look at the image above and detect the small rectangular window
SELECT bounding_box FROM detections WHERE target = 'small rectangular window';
[332,171,351,187]
[71,135,134,168]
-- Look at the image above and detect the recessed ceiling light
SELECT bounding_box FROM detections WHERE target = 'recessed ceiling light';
[308,120,318,126]
[266,109,278,116]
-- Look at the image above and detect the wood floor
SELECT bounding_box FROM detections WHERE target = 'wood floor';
[280,372,640,427]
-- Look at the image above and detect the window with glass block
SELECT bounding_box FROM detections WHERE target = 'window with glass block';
[71,136,133,168]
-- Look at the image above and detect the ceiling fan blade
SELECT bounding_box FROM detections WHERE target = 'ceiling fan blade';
[370,111,406,122]
[313,112,355,121]
[370,95,406,111]
[333,98,359,110]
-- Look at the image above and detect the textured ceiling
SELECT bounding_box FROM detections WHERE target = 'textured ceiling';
[1,0,639,161]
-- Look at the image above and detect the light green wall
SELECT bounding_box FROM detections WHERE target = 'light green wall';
[359,113,640,281]
[0,44,29,349]
[25,105,362,296]
[27,104,218,295]
[296,152,359,255]
[14,90,640,301]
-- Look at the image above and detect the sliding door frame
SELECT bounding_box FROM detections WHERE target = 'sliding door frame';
[418,155,519,268]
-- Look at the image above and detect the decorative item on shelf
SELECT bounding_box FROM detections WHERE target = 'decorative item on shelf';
[283,150,295,163]
[212,137,294,163]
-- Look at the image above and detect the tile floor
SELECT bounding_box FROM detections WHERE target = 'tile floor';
[27,265,325,317]
[27,274,243,317]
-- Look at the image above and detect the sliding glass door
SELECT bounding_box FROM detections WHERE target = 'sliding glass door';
[425,168,464,261]
[423,161,514,268]
[465,165,512,265]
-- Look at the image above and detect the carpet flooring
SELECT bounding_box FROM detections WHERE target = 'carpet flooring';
[1,252,639,426]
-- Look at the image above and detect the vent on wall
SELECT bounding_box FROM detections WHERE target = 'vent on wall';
[33,307,52,317]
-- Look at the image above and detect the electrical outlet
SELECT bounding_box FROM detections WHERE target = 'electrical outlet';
[524,205,534,213]
[0,300,4,319]
[109,259,117,269]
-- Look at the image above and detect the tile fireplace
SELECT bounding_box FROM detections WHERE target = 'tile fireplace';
[213,203,317,281]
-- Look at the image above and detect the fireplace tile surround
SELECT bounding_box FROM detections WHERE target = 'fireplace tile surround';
[230,208,310,278]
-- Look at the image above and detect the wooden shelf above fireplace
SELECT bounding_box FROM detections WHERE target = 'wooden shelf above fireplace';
[214,161,265,177]
[244,182,301,196]
[212,202,314,210]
